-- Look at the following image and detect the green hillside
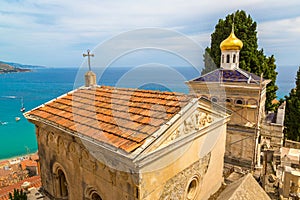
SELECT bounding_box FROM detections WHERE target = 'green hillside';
[0,62,31,73]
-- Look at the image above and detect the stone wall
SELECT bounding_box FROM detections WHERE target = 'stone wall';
[261,123,284,151]
[138,123,227,200]
[187,82,267,170]
[35,123,139,200]
[224,125,256,168]
[285,140,300,149]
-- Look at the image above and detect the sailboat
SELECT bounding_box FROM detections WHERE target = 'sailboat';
[20,97,25,113]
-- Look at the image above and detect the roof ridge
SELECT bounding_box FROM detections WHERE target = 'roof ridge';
[97,85,188,96]
[230,173,256,198]
[191,68,221,81]
[237,68,260,84]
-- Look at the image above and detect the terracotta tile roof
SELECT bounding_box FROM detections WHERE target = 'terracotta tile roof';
[20,160,38,170]
[25,86,193,153]
[0,161,9,167]
[0,176,41,200]
[30,154,39,161]
[0,169,11,177]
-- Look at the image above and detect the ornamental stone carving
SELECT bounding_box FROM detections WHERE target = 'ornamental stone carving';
[159,153,211,200]
[165,110,213,144]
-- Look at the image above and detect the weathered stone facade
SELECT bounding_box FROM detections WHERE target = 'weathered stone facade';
[186,28,276,170]
[186,79,269,169]
[34,123,140,200]
[26,88,230,200]
[261,101,285,152]
[159,153,211,200]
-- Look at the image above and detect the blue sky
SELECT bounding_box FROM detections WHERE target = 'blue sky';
[0,0,299,68]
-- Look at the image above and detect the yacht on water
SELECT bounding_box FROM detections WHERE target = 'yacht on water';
[0,96,25,122]
[20,97,25,112]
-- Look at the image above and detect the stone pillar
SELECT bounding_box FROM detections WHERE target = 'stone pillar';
[282,171,291,197]
[85,71,96,87]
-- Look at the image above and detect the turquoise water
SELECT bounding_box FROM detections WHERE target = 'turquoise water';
[0,65,296,159]
[276,65,298,99]
[0,68,78,159]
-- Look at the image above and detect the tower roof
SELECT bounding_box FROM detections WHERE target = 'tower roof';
[220,28,243,51]
[188,68,265,85]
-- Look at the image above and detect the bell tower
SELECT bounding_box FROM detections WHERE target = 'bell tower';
[219,26,243,69]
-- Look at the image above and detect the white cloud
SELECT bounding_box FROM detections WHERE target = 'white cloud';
[257,16,300,65]
[0,0,299,67]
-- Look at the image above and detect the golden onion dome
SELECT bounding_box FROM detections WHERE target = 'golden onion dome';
[220,28,243,51]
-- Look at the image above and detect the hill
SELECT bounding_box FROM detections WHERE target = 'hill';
[3,61,45,69]
[0,61,44,74]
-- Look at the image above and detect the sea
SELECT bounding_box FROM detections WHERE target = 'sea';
[0,65,297,160]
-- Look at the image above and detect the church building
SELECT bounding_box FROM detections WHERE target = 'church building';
[186,27,271,169]
[25,66,231,199]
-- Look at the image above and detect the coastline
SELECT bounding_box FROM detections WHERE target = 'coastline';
[0,151,38,163]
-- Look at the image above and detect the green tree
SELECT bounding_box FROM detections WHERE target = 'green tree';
[203,10,278,111]
[285,66,300,141]
[202,47,217,75]
[9,189,27,200]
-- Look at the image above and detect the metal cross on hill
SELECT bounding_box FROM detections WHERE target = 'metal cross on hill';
[83,49,94,71]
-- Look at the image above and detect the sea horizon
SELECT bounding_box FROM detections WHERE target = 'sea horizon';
[0,65,298,160]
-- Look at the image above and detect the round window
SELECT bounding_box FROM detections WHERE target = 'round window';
[211,97,218,103]
[186,176,200,200]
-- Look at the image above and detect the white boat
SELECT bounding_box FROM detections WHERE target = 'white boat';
[20,107,25,112]
[15,117,21,122]
[0,121,8,125]
[20,97,25,112]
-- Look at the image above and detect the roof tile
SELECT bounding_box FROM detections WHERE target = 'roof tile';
[191,68,263,84]
[25,86,192,153]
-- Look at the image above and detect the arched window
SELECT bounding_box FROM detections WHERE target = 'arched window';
[85,186,103,200]
[91,193,102,200]
[225,98,232,103]
[226,55,230,63]
[222,55,224,63]
[247,99,258,105]
[233,54,236,63]
[58,169,68,198]
[236,99,244,105]
[53,163,69,199]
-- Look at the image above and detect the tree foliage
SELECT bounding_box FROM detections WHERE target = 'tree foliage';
[9,189,27,200]
[285,66,300,141]
[203,10,278,111]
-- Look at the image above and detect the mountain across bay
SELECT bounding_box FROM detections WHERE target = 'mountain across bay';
[0,61,45,74]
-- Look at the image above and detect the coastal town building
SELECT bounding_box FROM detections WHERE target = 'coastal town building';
[20,159,38,177]
[0,176,42,200]
[271,147,300,199]
[25,68,231,199]
[186,27,285,171]
[0,154,41,200]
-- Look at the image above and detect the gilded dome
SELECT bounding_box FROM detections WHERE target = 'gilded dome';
[220,29,243,51]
